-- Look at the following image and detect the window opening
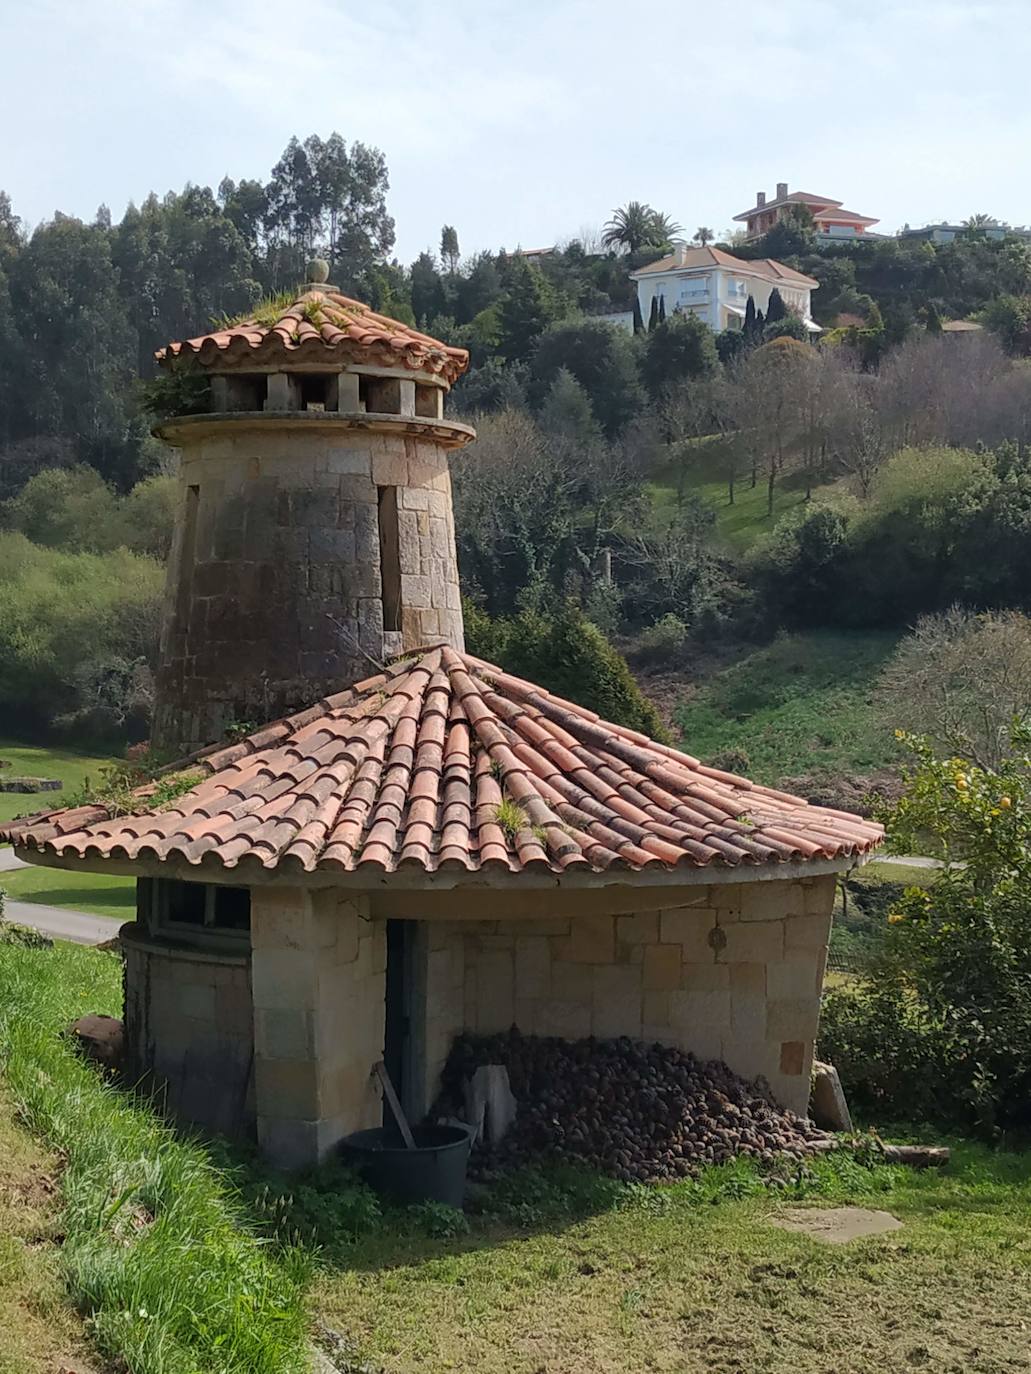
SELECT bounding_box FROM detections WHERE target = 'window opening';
[377,485,402,633]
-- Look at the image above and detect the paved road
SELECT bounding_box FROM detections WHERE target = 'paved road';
[2,845,120,944]
[3,899,121,945]
[876,855,946,869]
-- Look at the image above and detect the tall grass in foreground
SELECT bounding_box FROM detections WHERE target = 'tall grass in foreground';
[0,941,311,1374]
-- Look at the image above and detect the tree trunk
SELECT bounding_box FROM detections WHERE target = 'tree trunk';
[767,460,776,516]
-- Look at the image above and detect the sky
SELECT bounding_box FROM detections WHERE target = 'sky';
[3,0,1031,262]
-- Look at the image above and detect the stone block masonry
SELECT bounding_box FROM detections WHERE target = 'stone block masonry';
[152,425,464,753]
[121,925,255,1139]
[251,887,385,1169]
[429,877,834,1115]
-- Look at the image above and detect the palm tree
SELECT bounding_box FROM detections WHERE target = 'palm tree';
[648,211,683,248]
[602,204,681,254]
[964,212,999,228]
[694,227,714,246]
[602,202,658,254]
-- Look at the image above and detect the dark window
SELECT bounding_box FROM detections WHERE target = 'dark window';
[358,374,372,412]
[166,879,206,926]
[149,879,251,939]
[214,885,251,931]
[378,485,402,633]
[300,375,329,411]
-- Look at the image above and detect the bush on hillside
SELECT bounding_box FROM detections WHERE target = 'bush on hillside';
[821,727,1031,1134]
[464,600,668,739]
[1,466,176,558]
[752,443,1031,628]
[0,532,163,739]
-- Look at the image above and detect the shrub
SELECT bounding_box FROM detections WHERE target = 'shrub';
[0,532,163,737]
[465,600,668,739]
[636,613,690,663]
[822,727,1031,1134]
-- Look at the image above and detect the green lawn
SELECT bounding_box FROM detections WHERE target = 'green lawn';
[0,865,133,921]
[317,1141,1031,1374]
[647,440,842,553]
[673,630,902,786]
[0,738,119,827]
[0,739,133,920]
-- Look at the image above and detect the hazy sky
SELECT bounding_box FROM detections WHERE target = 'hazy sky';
[4,0,1030,261]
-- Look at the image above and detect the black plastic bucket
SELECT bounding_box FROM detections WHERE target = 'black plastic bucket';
[339,1124,472,1207]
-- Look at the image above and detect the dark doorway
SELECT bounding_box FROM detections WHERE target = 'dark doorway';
[383,919,418,1139]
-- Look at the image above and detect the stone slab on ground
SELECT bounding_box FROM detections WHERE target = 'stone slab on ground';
[810,1059,853,1132]
[771,1206,903,1244]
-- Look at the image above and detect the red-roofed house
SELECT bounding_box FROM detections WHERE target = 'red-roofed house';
[735,182,879,242]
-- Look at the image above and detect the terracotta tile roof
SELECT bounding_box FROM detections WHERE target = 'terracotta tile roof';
[2,650,882,880]
[812,208,879,226]
[631,250,818,291]
[748,259,821,288]
[156,289,469,385]
[734,191,844,221]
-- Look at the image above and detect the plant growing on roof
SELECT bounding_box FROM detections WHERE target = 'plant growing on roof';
[493,798,530,842]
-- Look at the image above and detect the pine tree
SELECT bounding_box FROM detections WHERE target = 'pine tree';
[765,288,786,324]
[633,296,645,334]
[744,296,756,339]
[648,295,659,331]
[926,301,943,334]
[440,224,460,274]
[657,294,666,323]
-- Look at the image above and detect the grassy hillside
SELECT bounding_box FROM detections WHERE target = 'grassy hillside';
[647,440,841,552]
[672,631,902,786]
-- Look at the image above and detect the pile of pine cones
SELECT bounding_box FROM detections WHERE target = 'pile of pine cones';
[439,1029,827,1183]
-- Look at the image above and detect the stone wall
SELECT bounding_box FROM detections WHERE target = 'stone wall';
[423,877,835,1115]
[152,422,464,753]
[121,924,254,1137]
[251,887,386,1168]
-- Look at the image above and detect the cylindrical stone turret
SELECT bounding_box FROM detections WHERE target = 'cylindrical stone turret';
[150,285,474,753]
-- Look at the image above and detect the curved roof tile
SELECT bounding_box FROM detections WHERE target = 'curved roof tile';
[156,288,469,385]
[1,649,883,879]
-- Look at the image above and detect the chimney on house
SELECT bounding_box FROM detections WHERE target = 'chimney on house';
[776,182,788,200]
[674,242,688,266]
[756,191,766,208]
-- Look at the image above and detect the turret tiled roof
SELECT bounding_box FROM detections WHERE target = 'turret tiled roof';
[157,288,469,384]
[2,649,882,880]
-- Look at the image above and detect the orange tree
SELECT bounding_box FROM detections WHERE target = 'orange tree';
[820,726,1031,1133]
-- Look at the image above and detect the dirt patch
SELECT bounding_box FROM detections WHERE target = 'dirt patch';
[771,1205,904,1244]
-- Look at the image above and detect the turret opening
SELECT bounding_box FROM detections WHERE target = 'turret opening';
[377,485,402,633]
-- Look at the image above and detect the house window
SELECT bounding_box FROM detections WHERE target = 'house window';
[139,877,251,941]
[377,485,402,633]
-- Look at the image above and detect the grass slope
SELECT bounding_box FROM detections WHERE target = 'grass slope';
[673,631,902,785]
[0,941,310,1374]
[318,1144,1031,1374]
[0,1083,102,1374]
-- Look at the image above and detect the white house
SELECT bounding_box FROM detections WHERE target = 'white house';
[629,245,820,335]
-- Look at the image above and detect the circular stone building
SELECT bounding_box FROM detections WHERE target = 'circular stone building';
[2,287,882,1169]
